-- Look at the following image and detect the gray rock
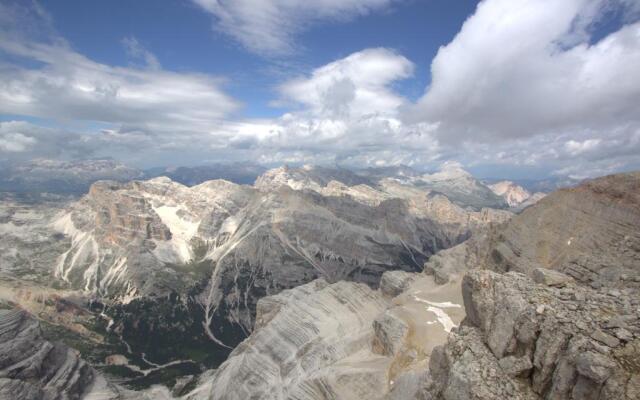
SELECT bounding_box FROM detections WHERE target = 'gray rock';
[420,327,539,400]
[498,355,533,377]
[372,309,409,356]
[192,280,391,400]
[532,268,573,287]
[0,309,158,400]
[447,270,639,399]
[575,351,616,383]
[590,329,621,348]
[379,271,417,297]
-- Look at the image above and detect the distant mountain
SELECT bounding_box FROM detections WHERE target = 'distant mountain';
[255,164,374,191]
[487,180,531,207]
[410,163,509,210]
[144,162,266,186]
[357,165,423,180]
[487,180,547,210]
[0,159,143,195]
[484,176,583,193]
[255,164,512,211]
[1,165,511,389]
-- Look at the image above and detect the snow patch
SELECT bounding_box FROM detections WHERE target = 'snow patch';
[412,296,461,333]
[152,205,200,263]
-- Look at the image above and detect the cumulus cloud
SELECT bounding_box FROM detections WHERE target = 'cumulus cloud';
[192,0,400,56]
[408,0,640,144]
[0,131,37,153]
[216,48,442,167]
[277,48,414,118]
[0,121,95,160]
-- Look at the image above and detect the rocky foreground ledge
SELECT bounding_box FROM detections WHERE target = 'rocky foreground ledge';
[423,270,639,399]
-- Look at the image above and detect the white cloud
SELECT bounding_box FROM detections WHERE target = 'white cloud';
[216,48,442,168]
[408,0,640,145]
[564,138,601,155]
[0,131,37,153]
[0,1,240,136]
[192,0,400,56]
[277,48,414,118]
[0,121,92,160]
[122,37,161,70]
[0,40,240,132]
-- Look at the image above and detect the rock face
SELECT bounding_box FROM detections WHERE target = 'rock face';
[189,279,390,400]
[487,172,640,290]
[417,172,640,400]
[488,180,531,206]
[421,270,640,400]
[425,172,640,291]
[488,180,545,209]
[0,309,159,400]
[186,267,467,400]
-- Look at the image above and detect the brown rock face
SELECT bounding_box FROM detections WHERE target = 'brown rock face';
[88,181,171,246]
[486,172,640,290]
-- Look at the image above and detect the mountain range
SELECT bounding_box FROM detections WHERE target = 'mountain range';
[1,164,636,399]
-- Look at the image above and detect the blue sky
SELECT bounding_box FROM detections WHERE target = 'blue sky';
[39,0,478,117]
[1,0,639,178]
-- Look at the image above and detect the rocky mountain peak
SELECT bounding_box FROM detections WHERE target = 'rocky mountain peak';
[488,180,533,207]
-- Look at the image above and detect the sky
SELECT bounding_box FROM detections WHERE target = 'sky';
[0,0,639,179]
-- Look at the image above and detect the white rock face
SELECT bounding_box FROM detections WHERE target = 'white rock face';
[488,180,532,207]
[187,271,466,400]
[188,279,390,400]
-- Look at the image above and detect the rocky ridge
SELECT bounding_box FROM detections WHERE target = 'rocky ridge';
[487,180,546,209]
[184,171,640,400]
[1,164,513,390]
[418,172,640,399]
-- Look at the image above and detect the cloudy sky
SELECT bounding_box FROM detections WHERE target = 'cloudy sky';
[0,0,639,179]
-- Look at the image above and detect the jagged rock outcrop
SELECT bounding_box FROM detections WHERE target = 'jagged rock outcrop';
[421,270,640,400]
